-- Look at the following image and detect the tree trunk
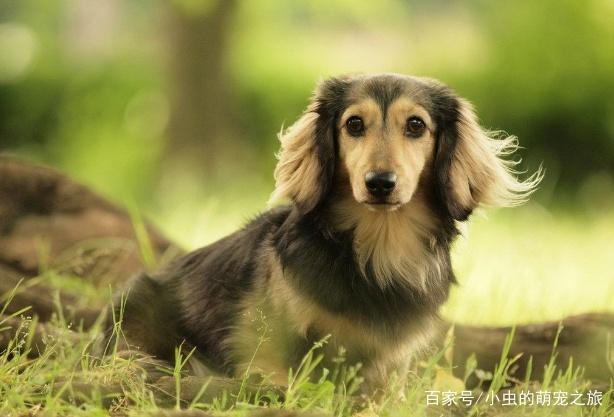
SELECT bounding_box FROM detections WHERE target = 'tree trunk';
[165,0,238,177]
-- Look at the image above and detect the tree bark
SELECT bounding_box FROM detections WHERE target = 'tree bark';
[165,0,238,177]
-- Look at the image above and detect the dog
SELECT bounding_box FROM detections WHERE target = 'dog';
[107,73,541,392]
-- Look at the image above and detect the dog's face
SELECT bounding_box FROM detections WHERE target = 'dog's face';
[270,73,540,220]
[337,83,436,211]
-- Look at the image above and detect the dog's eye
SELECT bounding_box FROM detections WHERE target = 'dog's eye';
[405,116,426,138]
[346,116,365,136]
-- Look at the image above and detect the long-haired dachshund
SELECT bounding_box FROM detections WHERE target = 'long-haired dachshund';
[108,73,541,391]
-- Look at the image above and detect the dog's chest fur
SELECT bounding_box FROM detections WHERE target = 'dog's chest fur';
[224,204,453,384]
[227,263,440,386]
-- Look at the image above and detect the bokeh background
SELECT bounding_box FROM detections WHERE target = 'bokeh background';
[1,0,613,325]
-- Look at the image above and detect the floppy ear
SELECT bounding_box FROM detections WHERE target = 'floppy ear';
[435,98,543,221]
[268,80,341,214]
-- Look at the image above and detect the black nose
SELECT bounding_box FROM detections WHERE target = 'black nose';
[365,171,397,197]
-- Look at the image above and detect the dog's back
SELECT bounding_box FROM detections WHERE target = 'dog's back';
[106,207,291,374]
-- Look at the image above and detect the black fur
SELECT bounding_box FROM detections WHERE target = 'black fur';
[429,85,474,221]
[146,208,289,374]
[363,75,404,120]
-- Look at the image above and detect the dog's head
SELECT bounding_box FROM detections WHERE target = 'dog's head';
[270,73,541,220]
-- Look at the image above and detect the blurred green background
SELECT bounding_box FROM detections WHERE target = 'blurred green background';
[1,0,613,325]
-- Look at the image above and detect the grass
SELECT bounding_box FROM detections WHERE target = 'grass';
[1,304,611,416]
[445,204,614,325]
[1,200,613,416]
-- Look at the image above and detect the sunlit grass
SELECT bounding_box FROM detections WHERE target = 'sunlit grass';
[446,204,614,325]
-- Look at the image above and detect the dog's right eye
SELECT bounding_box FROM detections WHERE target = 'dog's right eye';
[346,116,364,137]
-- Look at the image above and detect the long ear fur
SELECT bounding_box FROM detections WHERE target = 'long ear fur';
[437,98,543,220]
[268,81,341,213]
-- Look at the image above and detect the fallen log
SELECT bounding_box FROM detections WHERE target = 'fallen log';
[1,155,612,388]
[451,313,614,386]
[0,154,182,323]
[0,154,179,280]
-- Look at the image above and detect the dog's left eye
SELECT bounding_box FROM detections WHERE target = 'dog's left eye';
[346,116,365,136]
[405,117,426,138]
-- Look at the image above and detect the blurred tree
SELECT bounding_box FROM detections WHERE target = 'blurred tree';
[461,0,614,190]
[165,0,238,177]
[0,2,62,150]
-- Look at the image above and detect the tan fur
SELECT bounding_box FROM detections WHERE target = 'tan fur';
[450,99,543,212]
[330,193,444,291]
[331,96,442,289]
[268,107,322,209]
[338,97,435,208]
